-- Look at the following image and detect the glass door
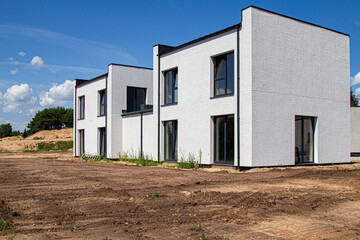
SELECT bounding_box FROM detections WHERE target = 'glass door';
[295,116,315,163]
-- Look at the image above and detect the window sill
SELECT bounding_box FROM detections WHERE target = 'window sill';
[161,102,178,107]
[97,115,106,117]
[210,93,234,100]
[213,162,234,166]
[77,118,85,121]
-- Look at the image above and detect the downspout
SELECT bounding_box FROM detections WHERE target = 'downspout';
[140,112,143,158]
[237,23,241,169]
[74,82,77,157]
[157,52,161,163]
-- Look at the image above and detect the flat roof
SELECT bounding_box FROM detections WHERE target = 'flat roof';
[75,73,108,87]
[156,5,348,56]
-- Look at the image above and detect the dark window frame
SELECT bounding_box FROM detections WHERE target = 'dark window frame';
[164,120,178,162]
[126,86,147,112]
[98,90,106,117]
[213,52,234,97]
[295,116,315,164]
[78,96,85,120]
[214,115,234,164]
[164,68,178,105]
[79,129,84,156]
[98,127,106,157]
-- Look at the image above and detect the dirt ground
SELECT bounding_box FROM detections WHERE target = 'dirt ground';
[0,128,73,152]
[0,153,359,240]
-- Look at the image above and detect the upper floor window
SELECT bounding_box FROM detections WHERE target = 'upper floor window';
[127,87,146,112]
[164,68,178,104]
[214,52,234,96]
[98,90,106,116]
[78,96,85,119]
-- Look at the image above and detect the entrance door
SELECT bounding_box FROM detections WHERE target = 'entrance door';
[295,116,315,163]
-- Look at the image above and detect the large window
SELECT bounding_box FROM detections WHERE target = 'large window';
[214,115,234,163]
[127,87,146,112]
[98,90,106,116]
[164,120,178,161]
[78,96,85,119]
[214,52,234,96]
[295,116,315,164]
[164,68,178,104]
[99,127,106,157]
[79,129,84,156]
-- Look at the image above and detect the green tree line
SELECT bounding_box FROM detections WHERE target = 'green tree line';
[0,107,73,138]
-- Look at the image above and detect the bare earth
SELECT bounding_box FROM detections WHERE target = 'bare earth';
[0,153,359,240]
[0,128,73,152]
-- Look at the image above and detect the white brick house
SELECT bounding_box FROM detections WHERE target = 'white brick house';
[74,6,350,167]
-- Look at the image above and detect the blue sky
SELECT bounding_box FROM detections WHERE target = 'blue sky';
[0,0,359,130]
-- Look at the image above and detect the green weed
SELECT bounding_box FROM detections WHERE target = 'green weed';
[152,192,159,198]
[201,233,206,240]
[191,224,202,231]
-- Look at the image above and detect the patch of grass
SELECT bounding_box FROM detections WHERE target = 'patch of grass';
[32,136,43,140]
[222,237,230,240]
[23,141,73,152]
[69,227,74,232]
[191,224,202,231]
[201,233,206,240]
[152,192,159,198]
[0,218,12,236]
[177,153,198,169]
[118,151,161,167]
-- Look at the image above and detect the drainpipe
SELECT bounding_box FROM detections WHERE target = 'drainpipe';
[237,23,241,170]
[74,82,77,157]
[140,112,143,158]
[157,52,161,163]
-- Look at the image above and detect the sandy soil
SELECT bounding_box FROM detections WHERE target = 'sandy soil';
[0,128,73,152]
[0,153,359,240]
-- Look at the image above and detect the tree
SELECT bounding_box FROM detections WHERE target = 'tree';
[27,107,73,135]
[351,89,359,106]
[22,128,29,138]
[0,123,12,138]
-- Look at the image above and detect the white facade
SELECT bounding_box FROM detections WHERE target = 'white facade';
[351,107,360,154]
[74,6,350,167]
[74,64,153,158]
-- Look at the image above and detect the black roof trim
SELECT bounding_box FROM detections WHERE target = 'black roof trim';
[244,5,349,37]
[76,73,108,87]
[121,109,153,117]
[159,24,240,56]
[109,63,152,70]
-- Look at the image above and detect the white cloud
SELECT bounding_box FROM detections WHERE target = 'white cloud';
[27,107,44,116]
[30,56,44,68]
[39,80,73,106]
[2,84,36,113]
[0,24,137,65]
[8,57,14,61]
[9,68,19,75]
[351,72,360,86]
[355,87,360,98]
[18,51,26,57]
[13,61,20,65]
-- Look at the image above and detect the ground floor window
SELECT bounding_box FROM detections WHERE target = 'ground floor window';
[214,115,234,164]
[99,127,106,157]
[164,120,177,161]
[295,116,315,163]
[79,129,84,156]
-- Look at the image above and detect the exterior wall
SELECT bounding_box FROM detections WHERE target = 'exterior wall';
[106,64,153,158]
[75,77,106,156]
[246,7,350,166]
[154,31,239,165]
[351,107,360,153]
[121,112,157,158]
